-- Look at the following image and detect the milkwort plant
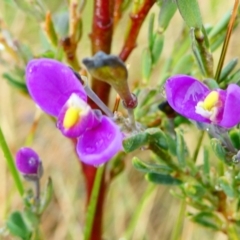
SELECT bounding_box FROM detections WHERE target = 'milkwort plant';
[1,0,240,239]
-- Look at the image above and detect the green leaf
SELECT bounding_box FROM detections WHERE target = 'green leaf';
[211,34,225,52]
[148,13,155,51]
[218,176,235,198]
[208,11,231,39]
[229,129,240,149]
[141,48,152,83]
[123,132,148,153]
[39,178,54,214]
[147,128,168,149]
[176,0,202,28]
[137,88,157,108]
[123,128,168,153]
[204,78,219,90]
[158,0,177,31]
[172,54,194,74]
[203,147,210,177]
[176,129,186,167]
[2,73,28,93]
[146,172,182,185]
[6,211,32,240]
[132,157,173,174]
[228,69,240,84]
[210,138,227,164]
[151,33,164,65]
[219,58,238,83]
[191,212,223,230]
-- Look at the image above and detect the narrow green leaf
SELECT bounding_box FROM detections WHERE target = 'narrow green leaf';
[211,34,225,52]
[172,54,194,74]
[39,178,54,214]
[146,172,182,185]
[219,58,238,83]
[123,128,168,153]
[208,11,231,39]
[123,132,148,153]
[158,0,177,31]
[141,48,152,83]
[210,138,227,164]
[204,78,219,90]
[138,88,157,108]
[203,147,210,176]
[176,130,186,167]
[228,69,240,84]
[132,156,173,174]
[176,0,202,28]
[148,13,155,51]
[3,73,28,93]
[191,212,223,230]
[146,128,168,150]
[151,34,164,65]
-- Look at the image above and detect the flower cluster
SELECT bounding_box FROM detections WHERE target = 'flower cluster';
[165,75,240,128]
[26,58,123,165]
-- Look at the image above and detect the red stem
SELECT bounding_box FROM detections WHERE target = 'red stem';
[119,0,156,61]
[80,1,114,240]
[113,0,123,28]
[89,0,114,107]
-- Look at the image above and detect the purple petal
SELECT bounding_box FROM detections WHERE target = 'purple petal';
[26,58,87,117]
[165,75,210,123]
[57,93,101,138]
[219,84,240,128]
[16,147,41,175]
[76,116,123,165]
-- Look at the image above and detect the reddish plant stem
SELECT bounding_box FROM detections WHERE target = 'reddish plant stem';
[113,0,123,28]
[89,0,114,107]
[79,1,114,240]
[119,0,156,61]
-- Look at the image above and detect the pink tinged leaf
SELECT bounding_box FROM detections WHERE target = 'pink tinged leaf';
[26,58,87,117]
[76,116,123,165]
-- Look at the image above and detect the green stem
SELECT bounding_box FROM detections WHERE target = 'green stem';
[0,126,24,196]
[170,201,186,240]
[83,166,105,240]
[193,131,205,163]
[124,184,155,239]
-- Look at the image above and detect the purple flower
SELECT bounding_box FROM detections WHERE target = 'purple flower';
[26,58,123,165]
[77,116,123,165]
[26,58,87,117]
[165,75,240,128]
[16,147,41,175]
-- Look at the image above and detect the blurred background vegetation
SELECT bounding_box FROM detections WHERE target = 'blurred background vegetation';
[0,0,240,239]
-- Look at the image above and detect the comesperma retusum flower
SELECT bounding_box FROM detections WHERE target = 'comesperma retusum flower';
[16,147,41,175]
[165,75,240,128]
[26,58,123,165]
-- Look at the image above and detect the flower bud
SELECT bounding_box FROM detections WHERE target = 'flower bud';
[16,147,41,175]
